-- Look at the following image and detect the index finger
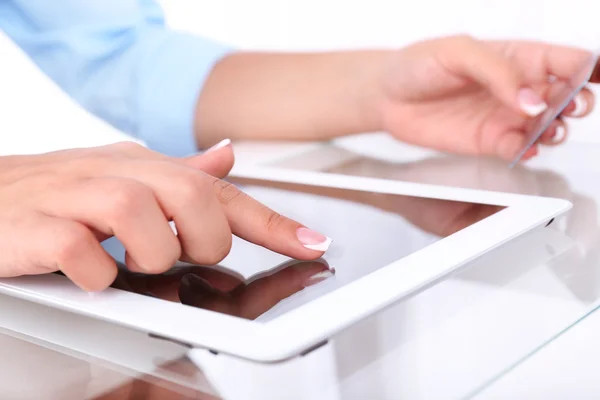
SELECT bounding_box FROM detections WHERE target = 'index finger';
[211,178,332,260]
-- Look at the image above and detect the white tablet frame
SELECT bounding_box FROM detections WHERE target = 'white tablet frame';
[0,147,572,363]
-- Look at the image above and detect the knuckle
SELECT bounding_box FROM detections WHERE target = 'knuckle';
[452,34,475,46]
[444,35,477,57]
[149,240,182,274]
[172,172,209,206]
[105,181,153,220]
[109,141,148,155]
[212,179,243,206]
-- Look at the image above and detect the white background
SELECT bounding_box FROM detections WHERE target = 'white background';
[3,0,600,153]
[2,1,600,398]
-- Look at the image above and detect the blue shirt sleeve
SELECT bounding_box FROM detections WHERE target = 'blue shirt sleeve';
[0,0,231,156]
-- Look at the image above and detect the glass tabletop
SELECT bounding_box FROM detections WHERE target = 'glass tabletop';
[3,142,600,399]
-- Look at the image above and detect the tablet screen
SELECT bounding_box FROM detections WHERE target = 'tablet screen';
[108,163,505,324]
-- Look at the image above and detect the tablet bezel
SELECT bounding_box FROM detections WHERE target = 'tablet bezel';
[0,159,571,363]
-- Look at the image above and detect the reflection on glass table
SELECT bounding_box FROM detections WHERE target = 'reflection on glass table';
[268,143,600,303]
[3,148,600,399]
[0,324,218,400]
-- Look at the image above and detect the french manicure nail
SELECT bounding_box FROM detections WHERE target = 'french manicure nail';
[304,269,334,287]
[204,138,231,154]
[552,125,566,144]
[518,88,547,117]
[571,93,587,117]
[296,227,332,252]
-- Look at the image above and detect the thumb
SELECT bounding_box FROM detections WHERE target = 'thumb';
[182,139,235,178]
[442,36,547,117]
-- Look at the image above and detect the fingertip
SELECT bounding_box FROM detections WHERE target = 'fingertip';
[518,87,548,117]
[296,227,332,254]
[204,138,232,154]
[76,261,118,293]
[538,119,568,146]
[124,252,143,273]
[124,249,178,275]
[563,90,593,118]
[553,124,567,144]
[570,94,586,117]
[550,124,567,145]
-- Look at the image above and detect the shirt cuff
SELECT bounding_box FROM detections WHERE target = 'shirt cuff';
[136,29,233,157]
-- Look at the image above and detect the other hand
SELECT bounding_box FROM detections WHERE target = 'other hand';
[374,36,598,161]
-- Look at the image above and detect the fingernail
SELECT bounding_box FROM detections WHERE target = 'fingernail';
[571,93,587,117]
[204,138,231,154]
[552,125,566,144]
[304,269,334,287]
[296,227,332,252]
[518,88,547,117]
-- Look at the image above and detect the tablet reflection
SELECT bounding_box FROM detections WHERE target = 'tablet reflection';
[110,259,334,320]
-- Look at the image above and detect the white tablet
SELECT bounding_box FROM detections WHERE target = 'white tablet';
[0,145,571,363]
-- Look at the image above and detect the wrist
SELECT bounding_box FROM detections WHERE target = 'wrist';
[350,50,394,135]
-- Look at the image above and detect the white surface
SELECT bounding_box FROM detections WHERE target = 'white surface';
[0,32,138,155]
[475,303,600,399]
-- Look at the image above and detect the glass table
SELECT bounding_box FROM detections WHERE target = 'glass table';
[2,140,600,399]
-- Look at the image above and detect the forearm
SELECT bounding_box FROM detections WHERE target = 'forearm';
[194,51,390,148]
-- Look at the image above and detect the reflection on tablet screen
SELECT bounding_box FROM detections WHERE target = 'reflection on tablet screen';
[108,175,504,324]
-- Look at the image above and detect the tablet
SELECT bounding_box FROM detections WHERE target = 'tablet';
[0,151,571,363]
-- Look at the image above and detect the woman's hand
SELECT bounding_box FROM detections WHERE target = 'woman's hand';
[196,36,597,161]
[373,36,598,161]
[0,141,331,292]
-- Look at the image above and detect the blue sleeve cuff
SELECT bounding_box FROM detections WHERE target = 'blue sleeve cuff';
[136,29,233,157]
